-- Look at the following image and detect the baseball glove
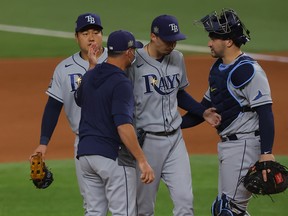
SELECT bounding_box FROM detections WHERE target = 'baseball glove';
[243,161,288,195]
[30,152,53,189]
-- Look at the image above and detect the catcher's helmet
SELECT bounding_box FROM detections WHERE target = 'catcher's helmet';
[197,8,251,45]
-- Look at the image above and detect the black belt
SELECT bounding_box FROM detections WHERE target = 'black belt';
[146,129,178,136]
[221,130,260,142]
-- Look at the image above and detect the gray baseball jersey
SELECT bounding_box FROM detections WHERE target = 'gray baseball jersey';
[47,49,108,134]
[127,48,189,132]
[126,47,194,215]
[204,54,272,136]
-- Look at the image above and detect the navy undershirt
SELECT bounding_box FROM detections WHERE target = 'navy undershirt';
[177,90,205,117]
[40,96,63,145]
[254,104,274,154]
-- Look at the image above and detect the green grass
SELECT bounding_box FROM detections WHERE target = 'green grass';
[0,155,287,216]
[0,0,288,58]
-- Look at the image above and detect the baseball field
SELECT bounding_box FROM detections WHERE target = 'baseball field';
[0,1,287,215]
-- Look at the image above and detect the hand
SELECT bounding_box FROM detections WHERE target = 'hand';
[29,144,47,162]
[259,153,275,182]
[203,107,221,127]
[88,42,101,70]
[138,160,155,184]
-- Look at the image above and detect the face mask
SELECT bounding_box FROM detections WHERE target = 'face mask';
[130,51,136,65]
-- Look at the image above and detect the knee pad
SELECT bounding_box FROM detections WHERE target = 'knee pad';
[211,194,233,216]
[211,193,248,216]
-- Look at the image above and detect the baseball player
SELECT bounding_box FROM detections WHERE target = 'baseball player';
[75,30,154,216]
[30,13,108,213]
[126,15,221,216]
[182,9,276,215]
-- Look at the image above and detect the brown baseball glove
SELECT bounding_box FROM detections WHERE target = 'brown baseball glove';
[30,152,53,189]
[243,161,288,195]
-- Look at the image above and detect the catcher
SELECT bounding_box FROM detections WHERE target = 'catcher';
[182,8,287,216]
[30,152,53,189]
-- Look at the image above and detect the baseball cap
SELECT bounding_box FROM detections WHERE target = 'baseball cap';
[151,15,186,42]
[107,30,143,52]
[75,13,103,32]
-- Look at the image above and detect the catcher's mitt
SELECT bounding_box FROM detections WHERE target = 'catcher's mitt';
[30,152,53,189]
[243,161,288,195]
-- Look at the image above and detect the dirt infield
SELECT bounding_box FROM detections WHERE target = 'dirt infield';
[1,55,287,163]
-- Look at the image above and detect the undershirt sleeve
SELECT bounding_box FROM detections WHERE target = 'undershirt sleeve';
[40,96,63,145]
[181,97,211,129]
[177,90,205,117]
[254,103,274,154]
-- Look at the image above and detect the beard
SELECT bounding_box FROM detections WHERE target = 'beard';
[210,49,224,59]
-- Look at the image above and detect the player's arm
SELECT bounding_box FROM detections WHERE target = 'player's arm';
[31,96,63,159]
[181,97,209,128]
[177,89,206,116]
[254,103,275,181]
[117,124,154,184]
[254,104,275,156]
[178,90,220,128]
[113,81,154,184]
[235,64,274,160]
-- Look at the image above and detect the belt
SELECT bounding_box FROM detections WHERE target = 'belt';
[221,130,260,142]
[146,129,178,136]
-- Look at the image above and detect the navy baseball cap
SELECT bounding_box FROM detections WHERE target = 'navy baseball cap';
[75,13,103,32]
[151,15,186,42]
[107,30,143,52]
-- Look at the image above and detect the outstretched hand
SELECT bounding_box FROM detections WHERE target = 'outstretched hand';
[88,42,101,70]
[203,107,221,127]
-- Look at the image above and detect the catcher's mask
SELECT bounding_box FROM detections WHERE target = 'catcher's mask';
[196,8,251,45]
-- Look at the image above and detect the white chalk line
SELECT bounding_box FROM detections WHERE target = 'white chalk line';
[1,24,288,63]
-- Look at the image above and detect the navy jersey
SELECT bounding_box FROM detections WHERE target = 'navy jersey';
[76,62,134,160]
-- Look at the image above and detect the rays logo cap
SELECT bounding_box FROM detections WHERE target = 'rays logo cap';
[75,13,103,32]
[151,14,186,42]
[107,30,143,51]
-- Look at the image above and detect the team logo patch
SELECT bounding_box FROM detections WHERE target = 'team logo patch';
[169,23,179,33]
[85,15,96,24]
[128,40,134,48]
[252,90,263,101]
[153,26,159,34]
